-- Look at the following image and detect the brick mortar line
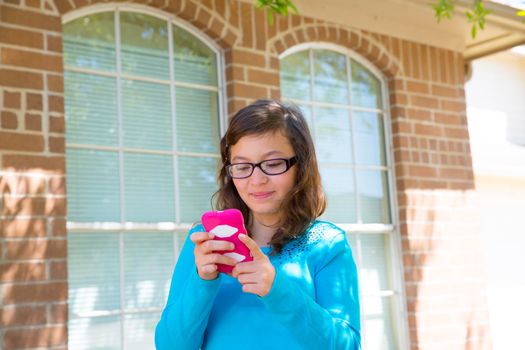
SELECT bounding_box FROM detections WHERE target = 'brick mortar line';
[399,218,480,223]
[0,19,61,36]
[0,278,68,285]
[400,233,483,239]
[0,43,63,57]
[400,205,477,210]
[396,91,466,101]
[7,0,58,14]
[2,191,67,199]
[393,148,472,154]
[0,62,63,76]
[0,149,65,156]
[406,280,484,288]
[0,323,70,331]
[0,301,67,307]
[0,215,66,220]
[0,170,60,177]
[0,2,57,13]
[0,128,62,137]
[225,63,278,72]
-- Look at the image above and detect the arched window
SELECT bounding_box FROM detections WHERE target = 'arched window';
[280,46,407,350]
[63,6,224,349]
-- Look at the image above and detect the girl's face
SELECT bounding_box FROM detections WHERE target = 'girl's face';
[229,131,297,225]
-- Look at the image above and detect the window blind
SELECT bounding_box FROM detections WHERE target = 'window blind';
[64,9,221,350]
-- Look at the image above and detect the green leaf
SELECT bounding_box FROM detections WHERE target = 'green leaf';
[471,24,477,38]
[287,0,299,14]
[432,0,454,23]
[255,0,298,24]
[433,0,455,23]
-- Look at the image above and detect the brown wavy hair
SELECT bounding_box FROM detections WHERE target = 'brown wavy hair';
[212,99,326,253]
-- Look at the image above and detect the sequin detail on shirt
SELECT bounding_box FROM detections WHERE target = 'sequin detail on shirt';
[268,221,342,265]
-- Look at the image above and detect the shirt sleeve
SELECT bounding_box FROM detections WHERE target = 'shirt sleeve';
[155,225,222,350]
[260,231,361,350]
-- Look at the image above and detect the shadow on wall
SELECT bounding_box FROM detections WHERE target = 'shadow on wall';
[398,177,492,348]
[0,167,68,349]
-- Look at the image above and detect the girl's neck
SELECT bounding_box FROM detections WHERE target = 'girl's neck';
[249,215,279,247]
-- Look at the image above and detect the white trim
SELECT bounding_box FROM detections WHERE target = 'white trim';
[280,42,389,97]
[346,57,362,224]
[72,307,163,319]
[355,233,366,339]
[65,144,221,159]
[64,66,220,92]
[308,49,318,153]
[339,223,395,233]
[168,21,181,225]
[362,290,397,298]
[216,36,228,138]
[379,47,411,350]
[287,98,384,114]
[114,13,127,347]
[67,222,194,231]
[62,3,224,56]
[318,162,390,171]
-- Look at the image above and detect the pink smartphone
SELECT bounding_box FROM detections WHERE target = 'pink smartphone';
[201,209,253,274]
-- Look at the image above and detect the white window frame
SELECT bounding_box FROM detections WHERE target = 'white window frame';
[63,4,227,349]
[280,43,410,350]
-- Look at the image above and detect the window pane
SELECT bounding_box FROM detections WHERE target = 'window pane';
[357,170,391,224]
[175,231,187,260]
[354,112,387,166]
[351,59,382,109]
[124,153,175,222]
[124,313,158,350]
[120,12,169,79]
[315,107,353,163]
[173,25,217,85]
[314,50,348,104]
[297,104,313,127]
[320,166,356,223]
[360,234,390,292]
[65,72,118,147]
[363,296,396,350]
[66,149,120,222]
[63,12,115,72]
[122,79,172,151]
[179,156,218,222]
[175,87,220,153]
[68,233,120,315]
[69,316,121,350]
[124,233,174,309]
[280,50,311,101]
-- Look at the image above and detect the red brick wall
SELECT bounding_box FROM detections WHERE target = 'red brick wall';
[0,0,491,349]
[1,0,68,349]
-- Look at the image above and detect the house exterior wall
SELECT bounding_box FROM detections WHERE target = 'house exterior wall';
[465,49,525,350]
[0,0,491,349]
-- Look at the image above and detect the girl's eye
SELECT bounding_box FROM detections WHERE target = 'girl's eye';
[235,164,252,171]
[265,160,284,168]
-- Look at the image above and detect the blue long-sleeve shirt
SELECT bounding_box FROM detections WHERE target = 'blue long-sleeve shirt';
[155,220,361,349]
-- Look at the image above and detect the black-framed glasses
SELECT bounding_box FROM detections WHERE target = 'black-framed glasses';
[226,156,297,179]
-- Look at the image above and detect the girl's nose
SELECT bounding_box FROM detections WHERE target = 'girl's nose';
[249,166,269,184]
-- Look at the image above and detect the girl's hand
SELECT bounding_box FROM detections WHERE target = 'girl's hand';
[190,231,239,280]
[231,234,276,297]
